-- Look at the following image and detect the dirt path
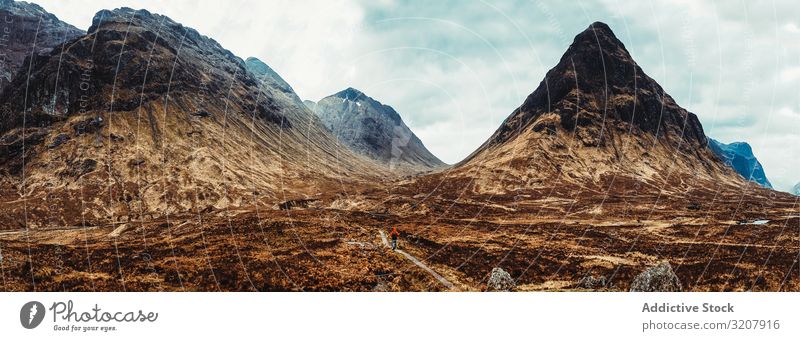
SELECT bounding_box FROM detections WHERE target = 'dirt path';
[379,230,454,290]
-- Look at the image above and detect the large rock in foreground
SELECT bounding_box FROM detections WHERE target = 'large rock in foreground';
[630,262,682,292]
[487,267,516,291]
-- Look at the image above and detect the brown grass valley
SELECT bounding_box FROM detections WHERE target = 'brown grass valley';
[0,4,797,292]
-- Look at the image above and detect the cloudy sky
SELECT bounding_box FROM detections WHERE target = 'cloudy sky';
[37,0,800,191]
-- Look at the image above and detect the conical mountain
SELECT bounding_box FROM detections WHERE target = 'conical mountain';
[0,7,383,226]
[0,0,83,91]
[452,22,740,193]
[311,87,445,172]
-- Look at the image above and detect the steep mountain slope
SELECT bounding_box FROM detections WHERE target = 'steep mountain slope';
[311,87,444,172]
[0,0,83,91]
[437,22,742,194]
[708,138,772,188]
[0,7,383,227]
[245,56,304,108]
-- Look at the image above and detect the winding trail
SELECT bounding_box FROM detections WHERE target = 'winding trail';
[379,230,454,290]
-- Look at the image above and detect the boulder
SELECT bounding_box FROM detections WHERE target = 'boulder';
[630,262,682,292]
[578,275,610,290]
[487,267,516,291]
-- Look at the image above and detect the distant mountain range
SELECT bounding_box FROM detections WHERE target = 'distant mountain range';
[708,139,772,188]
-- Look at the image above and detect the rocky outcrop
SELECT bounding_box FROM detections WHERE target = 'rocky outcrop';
[708,139,772,188]
[0,0,83,92]
[629,262,682,292]
[487,267,516,291]
[476,22,707,151]
[311,87,444,172]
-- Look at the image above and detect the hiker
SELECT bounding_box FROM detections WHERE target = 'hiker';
[389,227,400,250]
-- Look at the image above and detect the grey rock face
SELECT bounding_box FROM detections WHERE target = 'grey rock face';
[311,87,444,172]
[487,267,516,291]
[630,262,682,292]
[0,0,83,92]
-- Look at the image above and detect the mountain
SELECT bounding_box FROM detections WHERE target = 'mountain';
[0,0,83,91]
[442,22,740,194]
[0,7,383,226]
[311,87,445,172]
[708,139,772,188]
[792,182,800,196]
[244,56,303,107]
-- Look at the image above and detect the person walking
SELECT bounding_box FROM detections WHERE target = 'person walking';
[389,227,400,250]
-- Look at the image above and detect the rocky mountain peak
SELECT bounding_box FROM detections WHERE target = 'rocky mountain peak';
[333,87,366,100]
[516,21,637,111]
[87,7,243,67]
[1,0,64,22]
[327,87,402,124]
[570,21,626,53]
[245,56,295,98]
[455,21,736,190]
[0,0,83,91]
[311,88,444,171]
[0,5,268,131]
[473,21,708,153]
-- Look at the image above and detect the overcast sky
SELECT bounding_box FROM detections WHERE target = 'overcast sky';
[36,0,800,192]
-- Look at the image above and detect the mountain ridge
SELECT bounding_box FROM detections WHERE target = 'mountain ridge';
[0,6,385,225]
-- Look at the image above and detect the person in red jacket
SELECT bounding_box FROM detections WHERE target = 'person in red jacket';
[389,227,400,250]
